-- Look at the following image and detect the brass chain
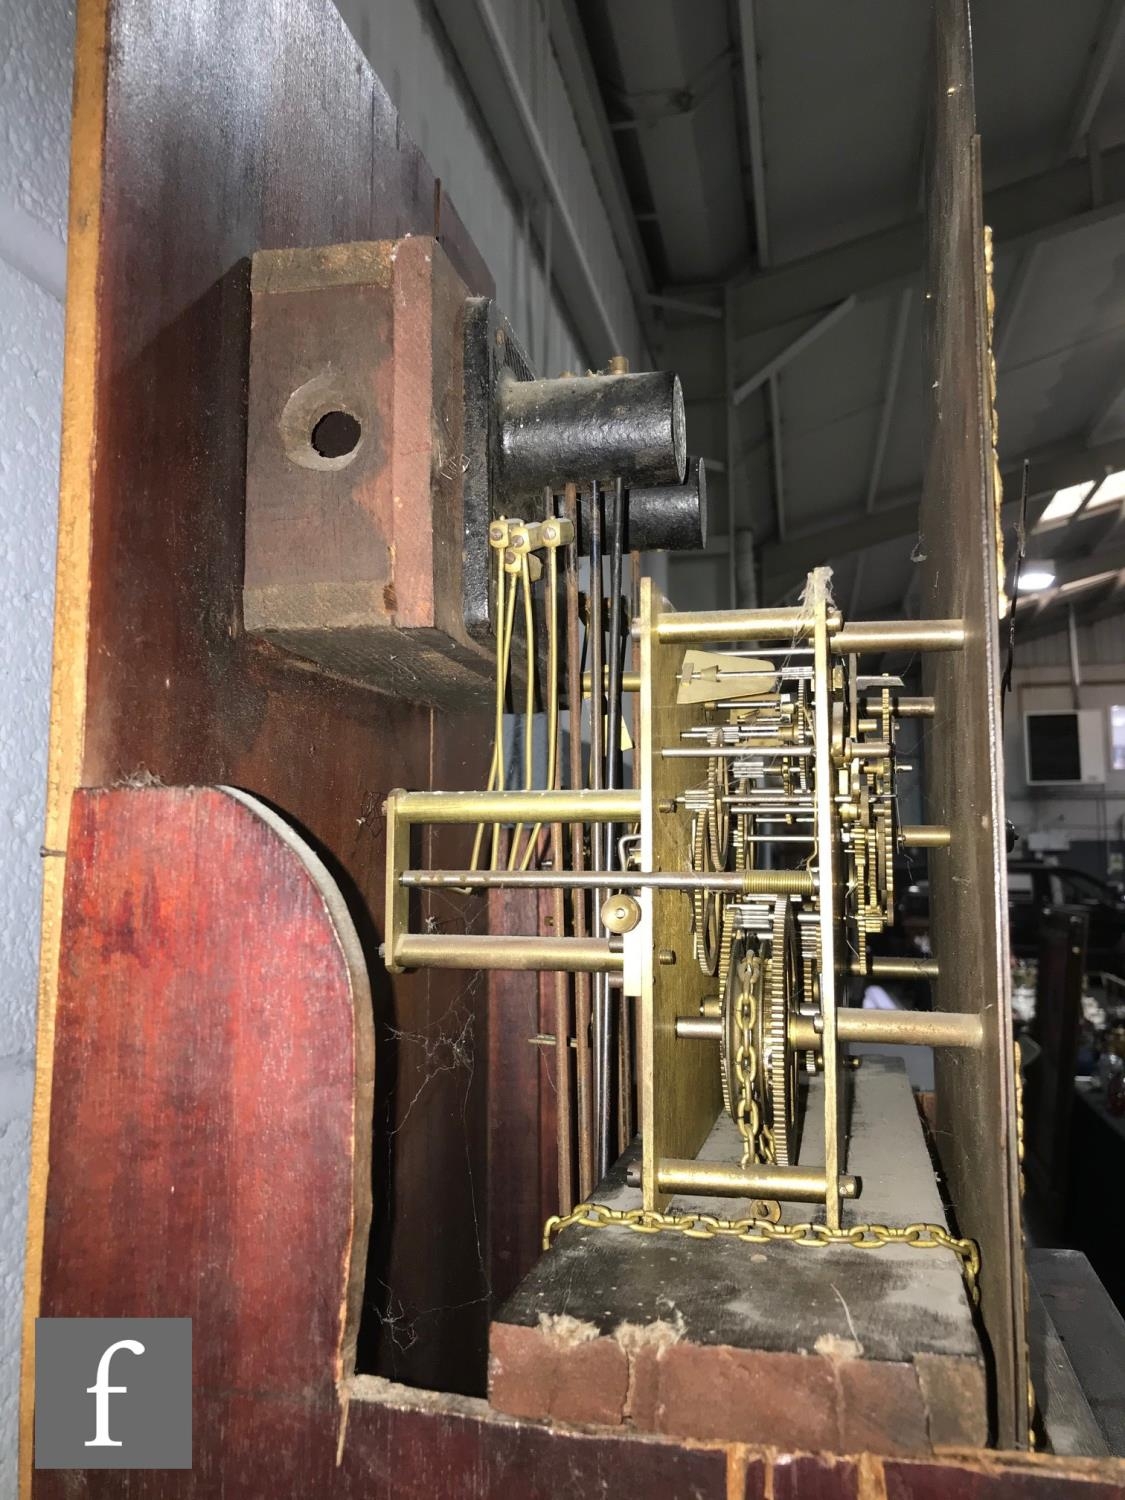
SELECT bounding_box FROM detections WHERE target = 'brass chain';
[543,1206,978,1302]
[733,953,762,1167]
[543,1202,981,1305]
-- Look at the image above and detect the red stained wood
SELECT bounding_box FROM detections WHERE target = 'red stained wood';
[60,0,497,1394]
[883,1460,1125,1500]
[486,888,557,1308]
[40,787,371,1445]
[33,785,730,1498]
[770,1455,860,1500]
[339,1386,734,1500]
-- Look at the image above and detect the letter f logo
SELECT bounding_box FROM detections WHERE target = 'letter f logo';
[85,1339,145,1448]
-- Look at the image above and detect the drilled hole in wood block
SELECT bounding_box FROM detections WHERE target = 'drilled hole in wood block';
[278,372,365,472]
[311,409,362,459]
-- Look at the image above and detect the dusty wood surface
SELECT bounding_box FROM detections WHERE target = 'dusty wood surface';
[490,1061,986,1452]
[1030,1249,1125,1456]
[1027,1264,1107,1457]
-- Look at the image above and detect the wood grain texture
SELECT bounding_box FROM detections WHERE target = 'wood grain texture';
[918,0,1026,1446]
[243,238,494,704]
[770,1455,860,1500]
[486,888,558,1309]
[23,0,499,1476]
[36,787,371,1484]
[342,1381,736,1500]
[883,1457,1125,1500]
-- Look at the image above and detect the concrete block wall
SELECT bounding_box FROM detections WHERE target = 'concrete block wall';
[0,0,74,1489]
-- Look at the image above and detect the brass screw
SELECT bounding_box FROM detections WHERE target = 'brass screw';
[543,524,558,542]
[489,524,506,542]
[658,799,675,813]
[658,948,676,966]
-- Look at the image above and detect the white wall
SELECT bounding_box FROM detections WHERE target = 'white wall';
[333,0,590,378]
[0,0,73,1487]
[1004,612,1125,876]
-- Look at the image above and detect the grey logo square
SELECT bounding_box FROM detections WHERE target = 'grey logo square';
[35,1318,191,1469]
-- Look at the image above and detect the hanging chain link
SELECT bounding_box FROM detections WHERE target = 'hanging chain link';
[733,954,761,1167]
[543,1201,981,1305]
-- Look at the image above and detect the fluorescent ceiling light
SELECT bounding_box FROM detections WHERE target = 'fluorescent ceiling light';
[1036,481,1093,528]
[1019,566,1056,592]
[1085,468,1125,512]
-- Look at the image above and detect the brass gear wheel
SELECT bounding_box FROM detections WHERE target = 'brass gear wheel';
[706,749,730,868]
[880,802,895,923]
[764,896,801,1166]
[719,931,749,1120]
[691,815,721,976]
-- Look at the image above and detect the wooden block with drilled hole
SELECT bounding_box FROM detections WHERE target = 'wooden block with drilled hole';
[243,237,492,705]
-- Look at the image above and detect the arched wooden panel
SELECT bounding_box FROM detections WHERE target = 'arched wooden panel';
[39,787,372,1468]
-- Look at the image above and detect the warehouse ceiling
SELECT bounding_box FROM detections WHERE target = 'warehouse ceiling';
[573,0,1125,631]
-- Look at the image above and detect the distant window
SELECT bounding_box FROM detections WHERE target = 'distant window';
[1025,713,1082,783]
[1008,871,1035,901]
[1112,705,1125,772]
